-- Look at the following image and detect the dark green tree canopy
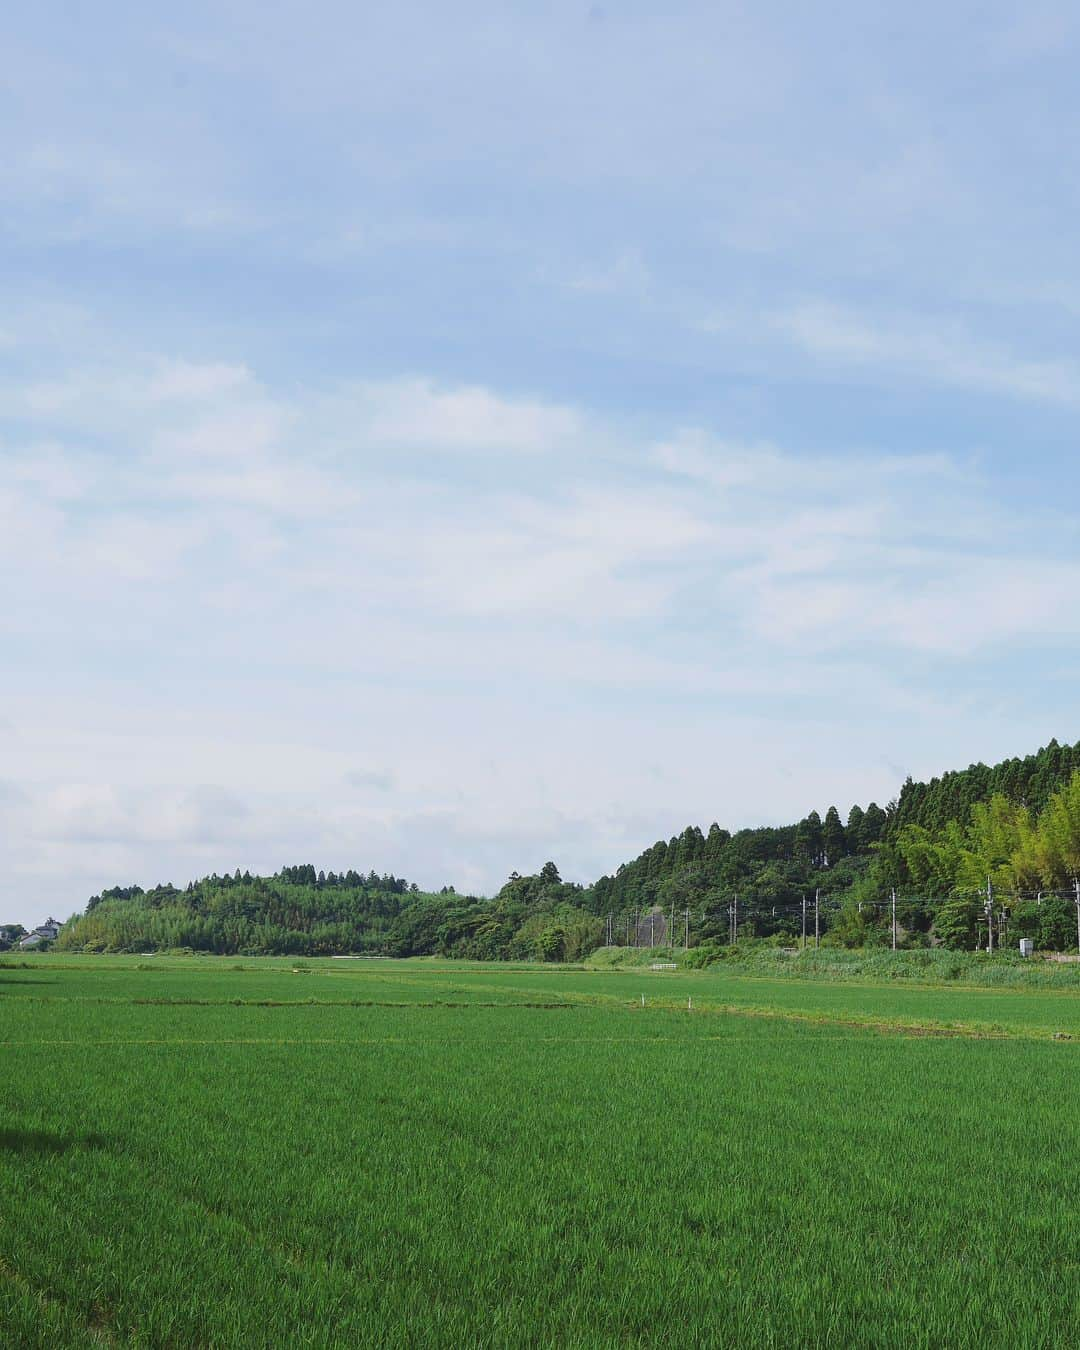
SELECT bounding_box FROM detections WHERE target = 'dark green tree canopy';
[57,737,1080,960]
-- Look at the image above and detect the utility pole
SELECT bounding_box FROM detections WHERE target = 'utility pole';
[891,889,897,952]
[801,894,807,950]
[625,913,630,947]
[733,893,739,945]
[684,908,690,949]
[986,877,994,955]
[814,889,820,948]
[606,913,612,946]
[1074,879,1080,956]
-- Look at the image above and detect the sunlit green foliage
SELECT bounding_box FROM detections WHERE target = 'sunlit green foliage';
[895,773,1080,900]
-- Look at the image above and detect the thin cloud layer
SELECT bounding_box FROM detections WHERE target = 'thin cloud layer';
[4,352,1066,653]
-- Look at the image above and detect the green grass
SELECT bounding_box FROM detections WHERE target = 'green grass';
[590,941,1080,986]
[3,956,1079,1346]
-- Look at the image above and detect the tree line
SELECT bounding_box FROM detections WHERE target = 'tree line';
[50,737,1080,958]
[57,861,601,960]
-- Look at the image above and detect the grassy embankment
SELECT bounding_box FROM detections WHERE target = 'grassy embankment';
[588,941,1080,985]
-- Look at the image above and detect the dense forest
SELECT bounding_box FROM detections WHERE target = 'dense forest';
[52,738,1080,958]
[56,861,600,961]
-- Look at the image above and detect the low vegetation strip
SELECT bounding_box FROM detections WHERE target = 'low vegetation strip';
[589,943,1080,986]
[128,997,579,1008]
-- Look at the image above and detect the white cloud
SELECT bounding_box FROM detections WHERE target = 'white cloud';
[146,360,253,403]
[4,356,1073,651]
[7,446,93,501]
[696,299,1080,406]
[402,485,710,620]
[772,303,1080,405]
[336,378,583,455]
[1,355,1070,648]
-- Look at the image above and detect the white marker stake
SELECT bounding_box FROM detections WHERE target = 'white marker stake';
[688,997,692,1011]
[641,994,645,1007]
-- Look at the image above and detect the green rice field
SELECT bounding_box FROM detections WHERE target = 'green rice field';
[3,955,1080,1347]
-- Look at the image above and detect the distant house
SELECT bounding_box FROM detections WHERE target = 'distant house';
[19,918,61,950]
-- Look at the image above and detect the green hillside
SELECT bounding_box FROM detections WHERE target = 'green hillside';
[54,738,1080,958]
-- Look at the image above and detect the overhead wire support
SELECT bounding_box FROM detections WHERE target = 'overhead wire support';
[1074,878,1080,956]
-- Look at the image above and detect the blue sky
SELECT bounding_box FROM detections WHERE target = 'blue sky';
[3,2,1080,922]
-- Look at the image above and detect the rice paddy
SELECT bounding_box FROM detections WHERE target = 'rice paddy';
[2,955,1079,1347]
